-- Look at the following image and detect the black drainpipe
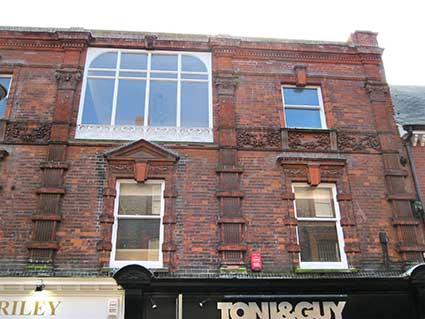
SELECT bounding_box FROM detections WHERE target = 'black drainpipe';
[402,125,425,220]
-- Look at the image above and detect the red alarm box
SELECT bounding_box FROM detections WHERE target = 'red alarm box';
[251,253,262,272]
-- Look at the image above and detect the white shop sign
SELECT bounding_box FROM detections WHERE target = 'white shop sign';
[0,295,123,319]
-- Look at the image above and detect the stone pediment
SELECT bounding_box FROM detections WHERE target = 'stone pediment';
[105,139,179,163]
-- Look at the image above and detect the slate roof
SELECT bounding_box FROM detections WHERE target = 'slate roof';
[391,85,425,126]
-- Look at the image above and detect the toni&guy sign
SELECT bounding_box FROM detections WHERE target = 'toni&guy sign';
[217,301,346,319]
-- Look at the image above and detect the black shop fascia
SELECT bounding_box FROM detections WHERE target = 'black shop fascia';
[113,264,425,319]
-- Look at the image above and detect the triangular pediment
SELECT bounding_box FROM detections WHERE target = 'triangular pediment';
[105,139,179,163]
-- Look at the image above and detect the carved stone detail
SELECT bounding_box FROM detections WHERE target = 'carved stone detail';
[337,132,381,152]
[76,124,213,142]
[214,74,239,96]
[237,129,281,149]
[0,149,9,160]
[148,165,172,175]
[364,81,389,103]
[284,167,308,178]
[113,265,153,286]
[144,35,158,50]
[5,122,51,143]
[288,131,331,151]
[55,69,82,90]
[321,166,344,178]
[109,163,134,175]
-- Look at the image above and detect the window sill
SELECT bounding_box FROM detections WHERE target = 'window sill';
[109,260,163,270]
[294,268,358,274]
[284,127,335,133]
[297,262,350,271]
[76,124,213,142]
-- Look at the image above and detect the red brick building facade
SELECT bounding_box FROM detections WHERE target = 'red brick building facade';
[392,85,425,217]
[0,27,424,319]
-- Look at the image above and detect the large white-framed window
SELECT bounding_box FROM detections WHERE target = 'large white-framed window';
[110,179,165,269]
[0,75,13,118]
[76,48,213,142]
[293,183,348,269]
[282,86,327,129]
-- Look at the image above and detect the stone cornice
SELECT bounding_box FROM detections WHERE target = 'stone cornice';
[0,38,89,50]
[230,47,382,65]
[0,30,92,50]
[0,29,382,64]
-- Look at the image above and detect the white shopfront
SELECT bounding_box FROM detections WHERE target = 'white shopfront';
[0,278,124,319]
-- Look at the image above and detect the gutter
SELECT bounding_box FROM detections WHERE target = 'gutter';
[402,126,425,220]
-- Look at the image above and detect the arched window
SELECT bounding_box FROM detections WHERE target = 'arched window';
[77,49,212,142]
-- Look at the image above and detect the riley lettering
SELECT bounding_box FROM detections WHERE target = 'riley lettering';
[0,300,61,316]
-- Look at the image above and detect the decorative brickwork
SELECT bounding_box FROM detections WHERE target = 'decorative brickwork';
[288,131,331,151]
[28,66,83,264]
[279,155,361,267]
[236,128,281,149]
[337,131,381,152]
[215,72,247,268]
[100,139,179,269]
[4,122,51,144]
[365,82,425,262]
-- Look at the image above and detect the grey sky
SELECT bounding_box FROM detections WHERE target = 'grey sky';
[2,0,424,85]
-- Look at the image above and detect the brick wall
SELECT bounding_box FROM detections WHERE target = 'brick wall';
[412,146,425,203]
[0,28,423,274]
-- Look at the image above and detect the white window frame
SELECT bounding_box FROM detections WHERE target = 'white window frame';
[76,48,213,142]
[110,179,165,269]
[292,183,348,269]
[0,74,13,118]
[281,85,327,129]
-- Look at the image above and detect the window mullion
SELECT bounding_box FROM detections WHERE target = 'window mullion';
[317,87,327,129]
[144,53,151,127]
[110,52,121,125]
[176,54,182,127]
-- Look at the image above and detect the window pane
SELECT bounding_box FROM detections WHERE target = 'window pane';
[148,81,177,126]
[294,187,335,218]
[298,222,341,262]
[119,71,146,78]
[151,54,177,71]
[116,219,160,261]
[90,52,117,69]
[283,88,319,105]
[0,77,12,118]
[119,183,161,215]
[120,53,147,70]
[88,70,115,77]
[285,109,322,128]
[150,72,177,79]
[181,74,208,80]
[82,78,114,124]
[116,80,146,125]
[181,82,209,127]
[182,55,207,72]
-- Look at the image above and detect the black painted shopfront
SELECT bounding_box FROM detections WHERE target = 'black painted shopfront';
[113,264,425,319]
